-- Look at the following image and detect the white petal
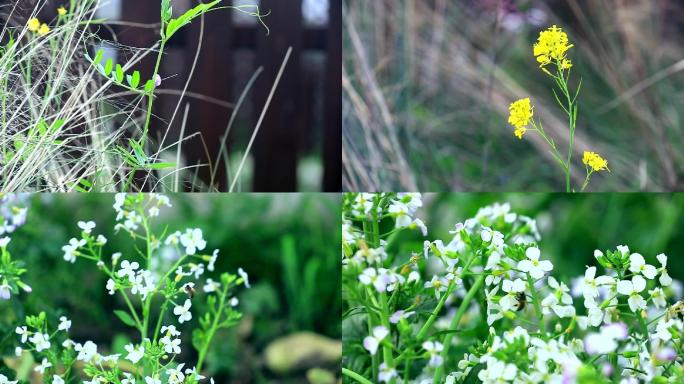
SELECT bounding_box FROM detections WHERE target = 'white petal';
[525,247,540,261]
[517,259,533,273]
[616,280,632,295]
[642,264,657,280]
[539,260,553,272]
[632,275,646,292]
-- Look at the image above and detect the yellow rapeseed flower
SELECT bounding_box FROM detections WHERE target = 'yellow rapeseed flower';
[582,151,609,172]
[38,23,50,36]
[27,18,41,32]
[508,98,534,139]
[58,7,67,16]
[533,25,574,70]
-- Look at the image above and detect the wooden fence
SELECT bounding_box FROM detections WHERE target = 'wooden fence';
[40,0,341,191]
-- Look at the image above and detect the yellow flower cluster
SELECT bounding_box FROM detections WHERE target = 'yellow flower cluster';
[533,25,573,70]
[582,151,609,172]
[58,7,67,16]
[508,98,534,139]
[28,18,50,36]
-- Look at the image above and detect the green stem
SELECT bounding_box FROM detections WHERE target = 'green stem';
[527,274,546,336]
[140,39,167,148]
[433,273,485,383]
[196,281,229,372]
[342,368,374,384]
[416,281,456,340]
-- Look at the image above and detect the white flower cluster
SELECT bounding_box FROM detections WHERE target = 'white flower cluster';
[343,194,684,383]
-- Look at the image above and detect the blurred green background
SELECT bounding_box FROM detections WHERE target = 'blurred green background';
[393,193,684,281]
[343,0,684,191]
[0,194,341,384]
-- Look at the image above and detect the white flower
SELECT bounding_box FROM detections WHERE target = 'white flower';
[121,373,135,384]
[238,267,250,288]
[229,297,239,306]
[75,341,98,362]
[96,234,108,245]
[628,253,657,280]
[34,358,52,373]
[378,363,398,383]
[389,310,415,324]
[167,363,186,384]
[174,299,192,323]
[478,359,517,383]
[581,266,614,299]
[124,343,145,363]
[517,247,552,279]
[203,278,221,293]
[208,249,219,271]
[15,326,28,343]
[117,260,140,282]
[410,218,428,236]
[654,319,675,342]
[184,367,205,381]
[0,237,10,248]
[29,332,50,352]
[388,202,412,228]
[649,287,667,308]
[585,328,620,355]
[617,275,647,312]
[499,278,526,311]
[161,325,181,337]
[78,221,96,234]
[656,253,672,286]
[0,375,17,384]
[363,326,389,355]
[180,228,206,255]
[145,377,161,384]
[0,284,10,300]
[480,226,504,248]
[424,275,449,298]
[161,336,181,354]
[52,376,64,384]
[62,238,85,263]
[106,279,116,295]
[422,341,444,367]
[14,347,22,357]
[359,268,390,293]
[189,263,205,279]
[58,316,71,332]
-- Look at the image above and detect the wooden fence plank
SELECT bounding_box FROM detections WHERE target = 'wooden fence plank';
[182,0,234,190]
[252,0,303,192]
[324,0,342,191]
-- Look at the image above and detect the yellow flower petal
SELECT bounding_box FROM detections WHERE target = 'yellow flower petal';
[38,23,50,36]
[28,18,41,32]
[58,7,67,16]
[582,151,609,172]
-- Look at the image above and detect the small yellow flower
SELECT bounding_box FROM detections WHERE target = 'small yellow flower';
[27,18,41,32]
[58,7,67,16]
[582,151,609,172]
[514,127,527,140]
[533,25,574,70]
[508,98,534,139]
[38,23,51,36]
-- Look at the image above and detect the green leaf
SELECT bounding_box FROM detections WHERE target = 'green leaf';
[144,162,176,170]
[113,310,137,328]
[94,49,104,65]
[128,70,141,88]
[144,79,155,93]
[104,58,113,76]
[166,0,221,39]
[114,64,124,83]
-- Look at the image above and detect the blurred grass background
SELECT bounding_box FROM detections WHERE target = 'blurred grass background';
[392,193,684,282]
[342,0,684,191]
[0,194,341,384]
